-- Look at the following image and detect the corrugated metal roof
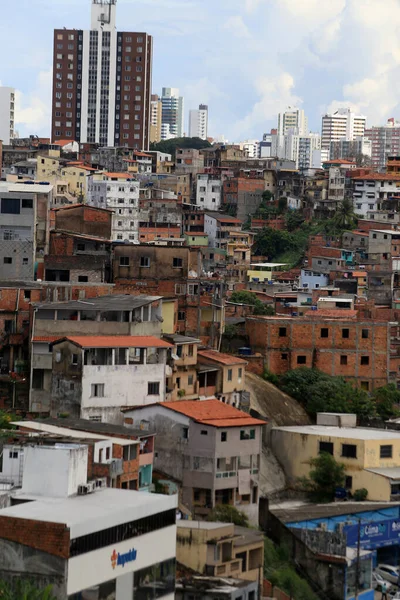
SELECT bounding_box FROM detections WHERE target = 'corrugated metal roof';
[52,335,173,349]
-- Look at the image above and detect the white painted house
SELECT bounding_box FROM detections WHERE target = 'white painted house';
[196,174,222,210]
[87,172,140,241]
[50,335,173,424]
[353,173,400,217]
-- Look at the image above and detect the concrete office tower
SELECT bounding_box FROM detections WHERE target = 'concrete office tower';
[188,104,208,140]
[278,107,308,137]
[150,94,162,143]
[52,0,153,149]
[161,87,184,140]
[321,108,366,157]
[0,87,15,144]
[364,118,400,172]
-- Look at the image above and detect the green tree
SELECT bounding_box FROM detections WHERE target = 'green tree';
[332,199,357,230]
[230,290,274,316]
[372,384,400,420]
[262,190,274,203]
[0,410,19,429]
[300,453,346,503]
[149,137,211,157]
[208,505,249,527]
[277,196,288,214]
[279,368,326,402]
[285,210,305,232]
[0,580,56,600]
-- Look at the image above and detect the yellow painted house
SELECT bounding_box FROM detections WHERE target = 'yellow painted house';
[270,424,400,501]
[247,262,287,283]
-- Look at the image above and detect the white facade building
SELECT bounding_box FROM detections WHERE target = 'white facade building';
[51,335,173,424]
[321,108,366,156]
[188,104,208,140]
[239,139,260,158]
[278,107,308,136]
[87,173,140,242]
[0,443,177,600]
[196,174,222,210]
[161,87,184,139]
[0,87,15,144]
[353,174,400,216]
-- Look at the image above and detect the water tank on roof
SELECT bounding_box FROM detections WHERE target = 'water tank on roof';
[238,347,252,356]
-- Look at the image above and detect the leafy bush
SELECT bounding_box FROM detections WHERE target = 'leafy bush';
[353,488,368,502]
[372,384,400,420]
[0,579,56,600]
[299,453,346,503]
[230,290,274,316]
[263,369,280,386]
[264,539,318,600]
[208,505,249,527]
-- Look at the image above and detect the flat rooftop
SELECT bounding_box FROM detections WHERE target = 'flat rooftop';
[12,421,139,446]
[272,425,400,440]
[34,294,162,311]
[178,521,229,531]
[32,417,155,438]
[270,501,400,524]
[1,488,177,539]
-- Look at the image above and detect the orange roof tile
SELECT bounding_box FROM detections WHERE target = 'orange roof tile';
[52,336,173,348]
[104,172,134,179]
[53,139,76,147]
[324,159,356,165]
[185,232,207,236]
[198,350,247,366]
[353,173,400,181]
[161,399,265,428]
[32,336,60,343]
[352,271,367,277]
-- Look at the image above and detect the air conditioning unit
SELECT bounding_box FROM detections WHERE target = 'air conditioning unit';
[95,477,107,489]
[78,482,96,495]
[86,481,96,493]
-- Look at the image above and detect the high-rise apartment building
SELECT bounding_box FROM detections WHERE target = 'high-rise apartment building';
[161,87,184,140]
[364,119,400,172]
[51,0,153,149]
[188,104,208,140]
[278,108,308,137]
[321,108,366,158]
[150,93,162,143]
[0,87,15,144]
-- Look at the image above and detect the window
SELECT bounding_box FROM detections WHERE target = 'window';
[279,327,287,337]
[9,451,18,459]
[297,355,306,365]
[201,430,208,436]
[342,328,349,339]
[362,329,369,339]
[361,381,369,391]
[22,198,33,209]
[32,369,44,390]
[182,427,188,440]
[71,354,78,365]
[227,368,233,381]
[319,441,334,455]
[78,275,88,282]
[221,432,227,442]
[320,328,329,338]
[238,367,243,379]
[140,256,150,267]
[91,384,105,398]
[340,355,348,365]
[240,429,256,440]
[119,257,130,266]
[188,375,194,386]
[173,257,183,268]
[342,444,357,458]
[380,445,393,458]
[148,382,160,395]
[361,356,369,366]
[178,311,186,321]
[1,198,20,214]
[281,353,288,360]
[3,257,12,264]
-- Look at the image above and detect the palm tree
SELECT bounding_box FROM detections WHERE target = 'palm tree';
[332,198,357,230]
[0,580,56,600]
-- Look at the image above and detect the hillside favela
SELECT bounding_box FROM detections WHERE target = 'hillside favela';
[3,1,400,599]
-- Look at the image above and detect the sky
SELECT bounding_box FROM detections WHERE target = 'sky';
[3,0,400,142]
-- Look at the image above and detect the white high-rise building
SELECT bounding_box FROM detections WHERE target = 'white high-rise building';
[278,108,308,137]
[321,108,366,157]
[188,104,208,140]
[161,87,184,139]
[0,87,15,144]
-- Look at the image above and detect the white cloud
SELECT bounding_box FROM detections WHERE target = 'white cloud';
[15,69,52,137]
[223,15,251,38]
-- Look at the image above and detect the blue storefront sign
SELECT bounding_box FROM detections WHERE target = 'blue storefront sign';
[346,519,400,549]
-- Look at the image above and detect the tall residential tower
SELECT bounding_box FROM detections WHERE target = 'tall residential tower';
[0,87,15,144]
[189,104,208,140]
[161,87,184,140]
[51,0,153,149]
[321,108,366,160]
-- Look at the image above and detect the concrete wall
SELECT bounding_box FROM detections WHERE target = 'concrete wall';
[22,445,88,498]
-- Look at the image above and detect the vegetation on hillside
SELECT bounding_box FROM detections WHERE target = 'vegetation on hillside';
[230,290,274,316]
[266,367,400,419]
[149,137,211,157]
[299,452,346,503]
[208,504,249,527]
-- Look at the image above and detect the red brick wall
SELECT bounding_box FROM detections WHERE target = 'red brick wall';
[0,516,70,558]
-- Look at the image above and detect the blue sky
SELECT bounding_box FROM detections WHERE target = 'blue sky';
[3,0,400,141]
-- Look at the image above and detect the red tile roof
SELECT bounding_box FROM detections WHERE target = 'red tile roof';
[198,350,247,366]
[32,336,60,343]
[185,232,207,236]
[53,139,76,147]
[52,336,173,348]
[324,159,356,165]
[104,172,134,179]
[133,151,152,158]
[353,173,400,181]
[161,399,265,428]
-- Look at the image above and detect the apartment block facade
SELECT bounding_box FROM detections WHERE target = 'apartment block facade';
[52,0,152,149]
